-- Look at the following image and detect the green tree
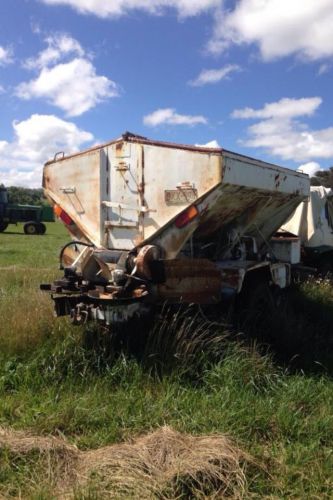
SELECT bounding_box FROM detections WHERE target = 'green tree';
[6,186,46,206]
[310,167,333,188]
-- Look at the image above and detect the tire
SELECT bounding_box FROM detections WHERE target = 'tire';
[37,222,46,235]
[24,222,39,235]
[0,222,8,232]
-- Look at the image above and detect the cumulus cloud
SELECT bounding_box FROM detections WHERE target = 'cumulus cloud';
[41,0,221,18]
[189,64,240,87]
[0,46,13,66]
[208,0,333,62]
[297,162,323,177]
[39,1,333,67]
[16,33,119,116]
[0,114,93,187]
[17,58,118,117]
[23,33,84,70]
[231,97,322,120]
[143,108,207,127]
[232,97,333,162]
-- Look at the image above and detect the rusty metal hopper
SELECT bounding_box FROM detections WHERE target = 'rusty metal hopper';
[43,133,309,258]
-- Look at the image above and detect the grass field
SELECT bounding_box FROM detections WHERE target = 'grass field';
[0,222,333,498]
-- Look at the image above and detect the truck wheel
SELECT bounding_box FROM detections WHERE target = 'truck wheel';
[0,222,8,232]
[37,223,46,235]
[24,222,39,235]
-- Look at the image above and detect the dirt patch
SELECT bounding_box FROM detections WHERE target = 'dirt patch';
[0,426,256,498]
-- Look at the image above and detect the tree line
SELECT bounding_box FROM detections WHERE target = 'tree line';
[1,185,47,206]
[310,167,333,188]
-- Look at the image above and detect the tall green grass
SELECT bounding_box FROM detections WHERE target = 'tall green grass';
[1,224,333,497]
[1,309,333,498]
[237,277,333,374]
[0,223,66,354]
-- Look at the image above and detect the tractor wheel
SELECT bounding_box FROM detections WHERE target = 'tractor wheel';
[24,222,39,235]
[0,222,8,232]
[37,222,46,235]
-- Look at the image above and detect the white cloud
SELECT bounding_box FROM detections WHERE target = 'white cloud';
[23,33,84,70]
[0,114,93,187]
[17,58,118,116]
[39,0,333,68]
[231,97,322,119]
[208,0,333,62]
[318,63,332,75]
[232,97,333,162]
[196,140,220,148]
[189,64,240,87]
[16,34,119,117]
[297,162,323,177]
[30,21,42,35]
[41,0,221,18]
[0,46,13,66]
[0,141,8,152]
[143,108,207,127]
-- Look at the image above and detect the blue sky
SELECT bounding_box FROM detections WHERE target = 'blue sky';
[0,0,333,186]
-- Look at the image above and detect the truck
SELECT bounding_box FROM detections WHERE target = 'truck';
[0,185,54,234]
[279,185,333,274]
[40,132,310,329]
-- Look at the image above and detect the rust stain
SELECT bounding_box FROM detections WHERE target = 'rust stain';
[156,259,221,304]
[115,141,124,158]
[45,132,222,166]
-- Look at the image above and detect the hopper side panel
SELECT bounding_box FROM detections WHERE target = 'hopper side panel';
[43,149,102,246]
[223,152,309,196]
[141,144,222,241]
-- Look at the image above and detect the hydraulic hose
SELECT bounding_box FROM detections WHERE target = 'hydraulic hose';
[59,240,94,270]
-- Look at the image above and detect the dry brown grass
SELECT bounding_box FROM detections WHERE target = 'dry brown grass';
[0,426,256,498]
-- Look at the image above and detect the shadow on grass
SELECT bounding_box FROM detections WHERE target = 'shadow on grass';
[40,278,333,382]
[2,278,332,388]
[0,231,26,236]
[235,279,333,376]
[1,231,46,236]
[81,305,231,381]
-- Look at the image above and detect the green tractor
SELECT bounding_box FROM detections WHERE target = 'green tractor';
[0,185,54,235]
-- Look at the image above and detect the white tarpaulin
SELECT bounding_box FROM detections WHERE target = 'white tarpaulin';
[281,186,333,249]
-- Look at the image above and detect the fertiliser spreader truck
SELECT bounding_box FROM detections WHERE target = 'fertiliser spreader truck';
[41,132,310,329]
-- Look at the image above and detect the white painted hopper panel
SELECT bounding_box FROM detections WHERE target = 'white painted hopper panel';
[43,134,310,253]
[44,148,105,246]
[282,186,333,249]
